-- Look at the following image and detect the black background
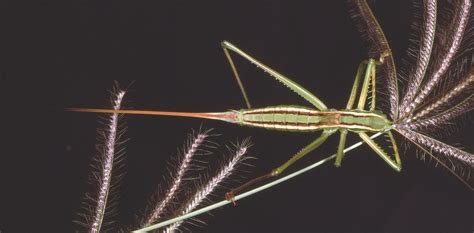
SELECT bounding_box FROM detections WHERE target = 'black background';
[1,0,473,232]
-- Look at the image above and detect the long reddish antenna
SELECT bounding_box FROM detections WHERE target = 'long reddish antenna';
[67,108,238,123]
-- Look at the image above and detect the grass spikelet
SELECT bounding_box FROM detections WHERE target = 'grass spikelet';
[76,84,127,233]
[141,129,211,227]
[163,139,251,233]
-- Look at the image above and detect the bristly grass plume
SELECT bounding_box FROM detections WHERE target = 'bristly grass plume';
[388,0,473,187]
[76,83,128,233]
[141,129,212,227]
[71,1,472,231]
[351,0,473,187]
[163,139,251,233]
[143,1,473,230]
[75,84,253,232]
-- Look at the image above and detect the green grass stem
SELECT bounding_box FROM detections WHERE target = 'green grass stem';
[134,132,383,232]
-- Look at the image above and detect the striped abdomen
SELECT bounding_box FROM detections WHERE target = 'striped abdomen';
[234,106,391,132]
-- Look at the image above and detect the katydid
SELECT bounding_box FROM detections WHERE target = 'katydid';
[70,0,474,195]
[69,40,402,197]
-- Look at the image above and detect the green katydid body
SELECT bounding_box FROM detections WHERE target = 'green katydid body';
[232,106,392,133]
[69,54,401,178]
[70,32,403,191]
[69,39,403,180]
[70,106,392,133]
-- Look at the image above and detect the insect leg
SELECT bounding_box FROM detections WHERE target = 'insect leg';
[346,60,367,109]
[357,58,376,110]
[335,130,348,167]
[221,41,328,110]
[351,0,399,118]
[335,60,367,167]
[221,42,252,109]
[272,130,335,175]
[226,129,335,201]
[359,131,402,171]
[354,58,402,171]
